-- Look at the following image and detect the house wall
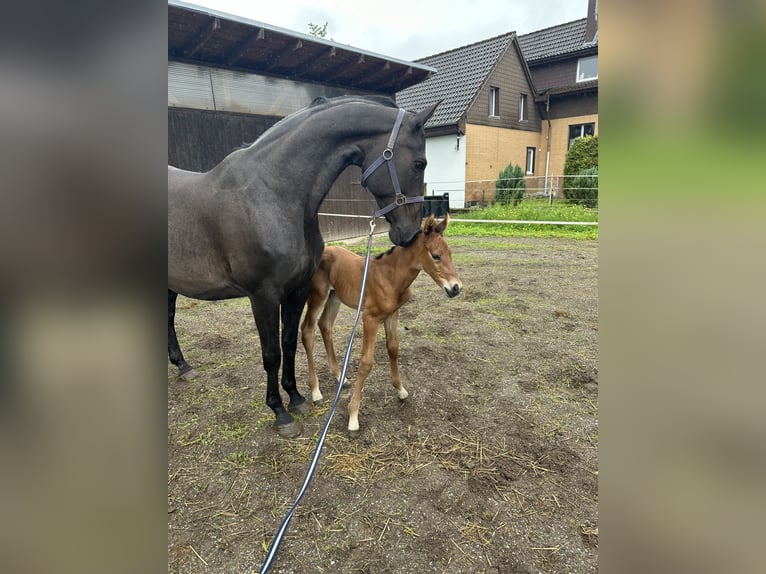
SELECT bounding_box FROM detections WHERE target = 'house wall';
[422,134,467,209]
[463,123,542,205]
[466,43,541,133]
[527,46,597,92]
[547,93,598,119]
[528,60,579,92]
[543,112,598,196]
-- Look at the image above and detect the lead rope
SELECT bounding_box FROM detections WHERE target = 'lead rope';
[257,218,378,574]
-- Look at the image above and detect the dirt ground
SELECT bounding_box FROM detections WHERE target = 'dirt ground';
[168,234,598,574]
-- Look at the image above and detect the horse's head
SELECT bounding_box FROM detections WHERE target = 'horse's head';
[419,214,462,298]
[361,101,441,246]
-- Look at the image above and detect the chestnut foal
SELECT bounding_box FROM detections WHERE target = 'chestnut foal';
[300,214,462,432]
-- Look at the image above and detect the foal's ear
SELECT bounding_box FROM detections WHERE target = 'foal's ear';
[423,214,437,234]
[435,213,449,235]
[412,100,441,130]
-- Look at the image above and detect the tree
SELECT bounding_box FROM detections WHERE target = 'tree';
[495,163,526,206]
[308,21,328,38]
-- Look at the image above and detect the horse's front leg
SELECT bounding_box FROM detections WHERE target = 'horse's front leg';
[280,286,312,415]
[347,316,381,434]
[249,295,302,438]
[383,310,408,400]
[168,290,195,379]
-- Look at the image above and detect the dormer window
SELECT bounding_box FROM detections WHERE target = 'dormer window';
[577,55,598,82]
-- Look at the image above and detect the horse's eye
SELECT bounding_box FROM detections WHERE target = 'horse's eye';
[414,160,426,171]
[431,253,441,261]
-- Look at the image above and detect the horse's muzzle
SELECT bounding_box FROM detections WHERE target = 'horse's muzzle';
[445,284,461,298]
[388,225,420,247]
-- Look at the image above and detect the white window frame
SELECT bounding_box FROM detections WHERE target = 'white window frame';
[489,87,500,117]
[568,122,596,149]
[525,147,535,175]
[576,55,598,82]
[519,93,528,122]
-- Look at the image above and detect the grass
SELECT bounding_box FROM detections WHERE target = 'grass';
[448,201,598,239]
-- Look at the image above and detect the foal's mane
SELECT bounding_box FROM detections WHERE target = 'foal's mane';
[374,246,398,260]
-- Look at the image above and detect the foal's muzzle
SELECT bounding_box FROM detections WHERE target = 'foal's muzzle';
[445,284,461,298]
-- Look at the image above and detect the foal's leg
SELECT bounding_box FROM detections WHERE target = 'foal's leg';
[383,310,408,400]
[301,288,330,403]
[249,294,301,438]
[168,290,195,379]
[347,316,381,433]
[279,286,312,415]
[318,291,343,383]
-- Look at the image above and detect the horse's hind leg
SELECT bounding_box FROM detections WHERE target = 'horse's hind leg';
[279,287,311,416]
[168,290,195,379]
[249,295,301,438]
[318,291,344,384]
[301,287,330,403]
[383,310,408,400]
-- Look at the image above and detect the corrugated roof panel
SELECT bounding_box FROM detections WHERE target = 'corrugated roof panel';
[168,61,216,110]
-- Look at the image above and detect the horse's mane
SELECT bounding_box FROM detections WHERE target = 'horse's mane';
[244,95,398,150]
[308,95,397,109]
[374,246,397,260]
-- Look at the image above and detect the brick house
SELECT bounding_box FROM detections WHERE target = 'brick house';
[396,0,598,208]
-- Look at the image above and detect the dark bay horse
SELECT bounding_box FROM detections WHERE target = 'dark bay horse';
[300,214,461,432]
[168,96,439,437]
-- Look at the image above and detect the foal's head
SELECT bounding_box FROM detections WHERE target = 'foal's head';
[419,214,462,298]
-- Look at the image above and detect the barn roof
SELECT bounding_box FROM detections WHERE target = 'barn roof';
[168,1,435,95]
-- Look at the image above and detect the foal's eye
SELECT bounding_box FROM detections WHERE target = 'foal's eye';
[414,160,426,171]
[431,253,441,261]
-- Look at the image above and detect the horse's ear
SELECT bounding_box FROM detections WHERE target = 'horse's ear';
[423,214,437,234]
[434,213,449,235]
[413,100,441,130]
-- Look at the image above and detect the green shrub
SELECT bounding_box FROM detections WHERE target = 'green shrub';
[565,166,598,208]
[564,135,598,175]
[563,135,598,207]
[495,163,526,206]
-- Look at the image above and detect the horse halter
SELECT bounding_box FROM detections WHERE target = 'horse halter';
[360,108,425,219]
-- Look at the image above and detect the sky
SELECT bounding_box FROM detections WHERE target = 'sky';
[184,0,589,62]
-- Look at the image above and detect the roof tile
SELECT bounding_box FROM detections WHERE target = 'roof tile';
[517,18,592,62]
[396,34,513,129]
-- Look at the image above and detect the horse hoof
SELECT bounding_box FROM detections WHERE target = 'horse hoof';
[289,399,312,415]
[180,368,198,381]
[275,419,302,438]
[348,427,361,439]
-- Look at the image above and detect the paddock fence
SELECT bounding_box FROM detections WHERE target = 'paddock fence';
[318,174,598,240]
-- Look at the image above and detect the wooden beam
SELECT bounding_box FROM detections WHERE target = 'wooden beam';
[293,46,339,78]
[183,17,220,58]
[225,27,264,66]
